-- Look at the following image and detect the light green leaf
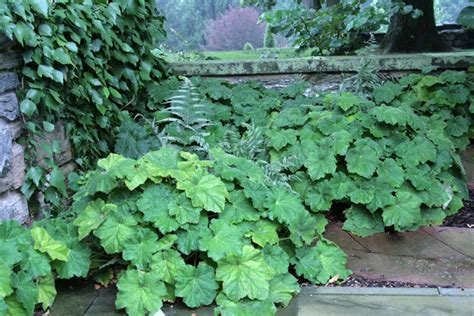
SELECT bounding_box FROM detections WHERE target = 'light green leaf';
[215,293,277,316]
[175,263,219,308]
[93,212,138,254]
[49,167,67,196]
[377,158,405,187]
[177,171,228,213]
[383,191,422,231]
[0,263,13,298]
[31,227,69,261]
[137,185,179,233]
[346,139,381,178]
[73,199,117,240]
[37,276,56,310]
[266,129,298,150]
[343,206,384,237]
[168,193,201,225]
[249,220,279,247]
[199,219,245,261]
[216,246,275,301]
[30,0,49,17]
[268,274,299,307]
[20,99,36,117]
[264,186,306,225]
[116,270,167,316]
[123,229,160,269]
[12,272,38,315]
[151,249,186,283]
[37,65,64,84]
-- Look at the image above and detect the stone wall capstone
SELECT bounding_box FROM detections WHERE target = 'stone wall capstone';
[0,36,28,223]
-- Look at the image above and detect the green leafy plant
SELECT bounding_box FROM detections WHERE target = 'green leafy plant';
[0,220,90,315]
[70,146,350,315]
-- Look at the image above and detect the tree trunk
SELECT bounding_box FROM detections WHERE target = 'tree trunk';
[326,0,340,7]
[302,0,321,9]
[382,0,448,53]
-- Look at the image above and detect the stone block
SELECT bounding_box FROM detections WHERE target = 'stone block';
[0,190,28,223]
[0,92,19,121]
[0,72,19,94]
[7,120,23,139]
[0,120,12,177]
[35,121,73,167]
[0,143,25,194]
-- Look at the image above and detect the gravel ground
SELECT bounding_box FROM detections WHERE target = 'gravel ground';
[323,275,454,289]
[443,188,474,228]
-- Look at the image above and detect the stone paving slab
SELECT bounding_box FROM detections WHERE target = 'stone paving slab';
[50,285,474,316]
[325,224,474,288]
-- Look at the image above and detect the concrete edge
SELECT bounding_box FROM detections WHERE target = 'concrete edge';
[300,287,474,297]
[170,52,474,77]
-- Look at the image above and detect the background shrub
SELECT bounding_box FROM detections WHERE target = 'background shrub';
[203,7,266,51]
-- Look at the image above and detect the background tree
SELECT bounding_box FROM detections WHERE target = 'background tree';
[157,0,239,51]
[264,24,276,48]
[381,0,448,52]
[203,6,266,50]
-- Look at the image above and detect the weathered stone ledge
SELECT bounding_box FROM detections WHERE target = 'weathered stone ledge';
[171,51,474,77]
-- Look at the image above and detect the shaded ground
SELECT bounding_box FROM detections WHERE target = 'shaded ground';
[444,188,474,228]
[325,224,474,288]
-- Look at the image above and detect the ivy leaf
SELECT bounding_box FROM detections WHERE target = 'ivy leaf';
[343,206,384,237]
[199,219,246,261]
[268,274,300,307]
[175,263,219,308]
[151,249,186,283]
[346,139,381,178]
[37,65,64,84]
[49,167,67,197]
[383,191,422,231]
[93,212,138,254]
[30,227,69,261]
[177,171,228,213]
[20,99,37,117]
[122,229,160,269]
[216,246,275,301]
[137,185,179,233]
[116,270,167,316]
[30,0,49,17]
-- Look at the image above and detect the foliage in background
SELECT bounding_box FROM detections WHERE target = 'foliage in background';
[203,6,266,51]
[0,0,168,212]
[157,0,240,51]
[457,0,474,28]
[264,24,276,48]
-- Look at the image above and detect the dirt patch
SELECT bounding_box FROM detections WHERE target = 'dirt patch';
[443,188,473,228]
[322,275,455,289]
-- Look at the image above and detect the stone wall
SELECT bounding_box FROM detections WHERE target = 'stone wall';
[0,36,28,222]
